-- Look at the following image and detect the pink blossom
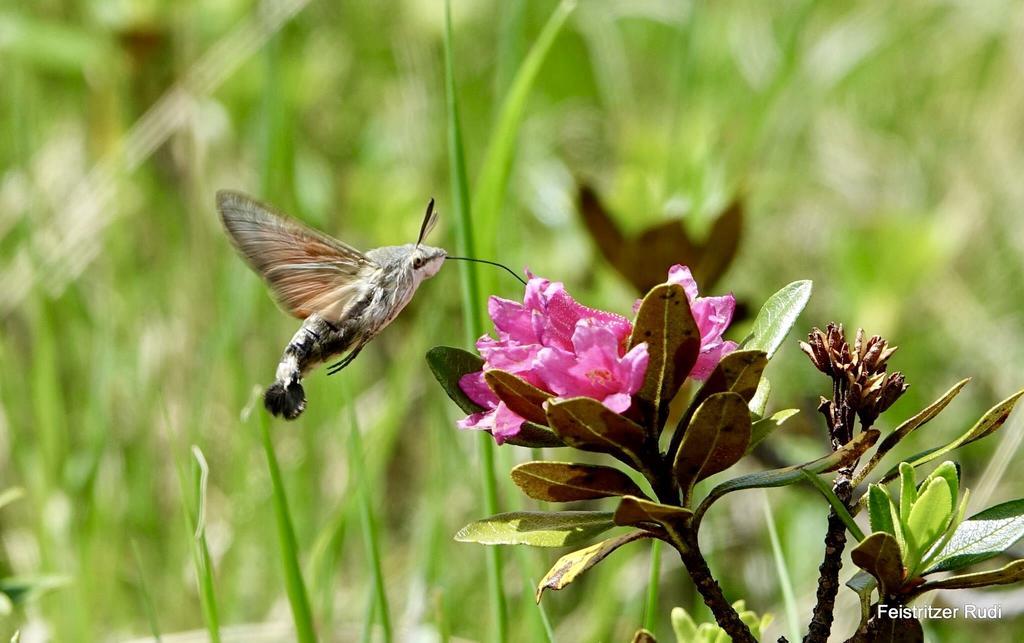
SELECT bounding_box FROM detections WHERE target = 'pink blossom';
[457,274,645,444]
[457,265,735,443]
[664,265,738,379]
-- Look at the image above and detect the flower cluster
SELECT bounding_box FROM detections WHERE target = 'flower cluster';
[458,265,737,443]
[801,323,909,435]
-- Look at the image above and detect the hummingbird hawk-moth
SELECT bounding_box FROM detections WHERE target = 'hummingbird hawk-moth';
[216,190,447,420]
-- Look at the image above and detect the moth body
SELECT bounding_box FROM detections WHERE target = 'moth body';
[216,190,445,419]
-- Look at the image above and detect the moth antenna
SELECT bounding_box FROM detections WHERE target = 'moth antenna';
[416,197,437,247]
[446,256,527,285]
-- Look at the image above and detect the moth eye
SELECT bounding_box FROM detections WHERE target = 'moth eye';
[413,257,424,269]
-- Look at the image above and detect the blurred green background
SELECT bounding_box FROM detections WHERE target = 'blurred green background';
[2,0,1024,640]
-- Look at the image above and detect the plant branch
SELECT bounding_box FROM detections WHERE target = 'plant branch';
[673,530,757,643]
[804,469,854,643]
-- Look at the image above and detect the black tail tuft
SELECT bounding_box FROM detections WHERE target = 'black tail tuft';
[264,380,306,420]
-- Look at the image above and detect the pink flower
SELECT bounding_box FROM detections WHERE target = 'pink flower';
[457,274,646,443]
[457,265,735,443]
[664,265,738,379]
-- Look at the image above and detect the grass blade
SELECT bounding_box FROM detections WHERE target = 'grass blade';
[131,540,162,642]
[471,0,577,272]
[643,540,662,633]
[257,413,317,643]
[186,446,220,643]
[762,492,799,643]
[348,406,392,642]
[444,1,508,640]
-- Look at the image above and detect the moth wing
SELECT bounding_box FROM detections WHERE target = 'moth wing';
[216,190,378,321]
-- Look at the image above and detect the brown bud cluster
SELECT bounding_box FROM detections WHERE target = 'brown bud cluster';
[801,323,909,440]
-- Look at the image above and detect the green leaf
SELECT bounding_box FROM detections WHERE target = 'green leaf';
[747,409,798,454]
[800,470,865,541]
[511,461,647,502]
[485,369,552,426]
[628,283,701,432]
[880,387,1024,483]
[856,379,970,484]
[845,570,877,632]
[925,498,1024,573]
[904,477,954,573]
[898,463,917,527]
[546,397,652,473]
[924,461,960,510]
[535,531,649,601]
[868,484,896,536]
[0,575,70,606]
[920,488,971,573]
[455,511,616,548]
[749,377,771,417]
[425,346,485,414]
[915,559,1024,594]
[673,393,752,499]
[694,429,880,524]
[506,422,565,449]
[850,532,905,597]
[613,496,692,541]
[671,606,699,643]
[742,280,813,359]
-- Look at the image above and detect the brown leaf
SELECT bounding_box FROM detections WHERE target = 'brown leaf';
[674,350,767,447]
[691,199,742,288]
[629,284,701,433]
[629,220,700,293]
[851,532,906,597]
[485,370,552,426]
[535,531,650,602]
[613,495,692,541]
[630,629,658,643]
[505,422,566,448]
[511,461,648,502]
[673,393,752,499]
[869,614,923,643]
[546,397,652,473]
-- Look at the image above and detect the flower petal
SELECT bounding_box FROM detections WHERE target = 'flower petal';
[667,264,700,301]
[690,340,739,380]
[459,371,499,408]
[690,294,736,343]
[601,392,633,413]
[457,409,493,431]
[491,402,527,444]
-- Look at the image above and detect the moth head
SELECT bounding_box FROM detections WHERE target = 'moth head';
[410,244,447,280]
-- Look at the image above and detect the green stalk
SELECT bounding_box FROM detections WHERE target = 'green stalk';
[643,540,662,632]
[444,2,508,641]
[348,408,393,642]
[185,447,221,643]
[762,493,800,643]
[131,540,163,642]
[799,470,865,541]
[257,413,318,643]
[471,0,576,280]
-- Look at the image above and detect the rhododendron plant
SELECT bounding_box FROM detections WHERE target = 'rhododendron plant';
[457,265,737,443]
[428,268,1024,643]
